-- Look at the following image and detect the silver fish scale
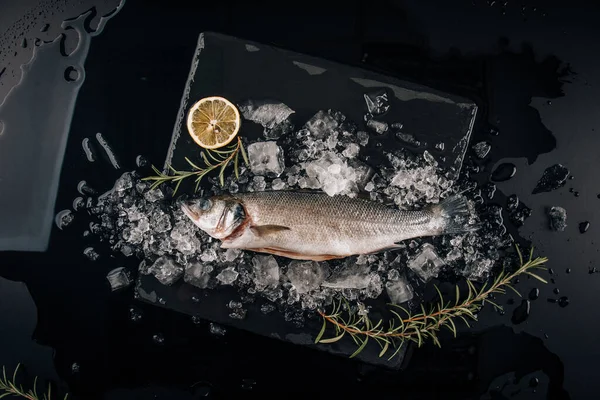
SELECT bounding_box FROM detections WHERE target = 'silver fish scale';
[233,191,435,243]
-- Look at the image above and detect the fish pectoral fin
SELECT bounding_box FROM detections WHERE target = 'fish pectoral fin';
[249,247,345,261]
[250,225,291,237]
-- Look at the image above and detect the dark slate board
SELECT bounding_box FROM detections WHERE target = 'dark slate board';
[135,32,478,369]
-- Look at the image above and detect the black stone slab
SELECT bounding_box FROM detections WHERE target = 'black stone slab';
[135,32,478,369]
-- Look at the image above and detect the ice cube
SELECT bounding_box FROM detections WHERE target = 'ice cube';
[106,267,132,291]
[200,247,218,262]
[209,323,226,336]
[446,248,462,262]
[247,141,285,177]
[548,206,567,231]
[396,132,421,147]
[260,303,276,314]
[252,176,267,191]
[363,90,390,116]
[83,247,100,261]
[463,257,494,282]
[357,131,369,146]
[366,273,383,298]
[533,164,570,194]
[114,172,134,192]
[144,188,164,202]
[408,243,445,282]
[271,178,286,190]
[184,262,213,289]
[322,263,371,289]
[217,267,239,285]
[238,99,295,138]
[348,159,374,190]
[251,255,280,291]
[423,150,437,166]
[342,143,360,159]
[366,119,388,135]
[149,256,184,285]
[385,276,414,304]
[364,182,375,192]
[227,300,247,320]
[153,213,172,233]
[305,110,339,139]
[286,261,330,294]
[223,248,242,262]
[302,152,360,197]
[472,141,491,159]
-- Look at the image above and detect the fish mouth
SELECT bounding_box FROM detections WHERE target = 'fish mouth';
[180,202,199,221]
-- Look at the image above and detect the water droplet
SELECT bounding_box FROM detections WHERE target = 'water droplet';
[191,295,201,303]
[491,163,516,182]
[152,333,165,345]
[95,132,120,169]
[434,142,445,151]
[21,38,27,48]
[192,315,202,325]
[574,191,580,197]
[54,209,74,230]
[547,100,552,105]
[532,164,570,194]
[597,194,600,199]
[529,377,539,387]
[129,307,142,322]
[528,288,539,300]
[209,323,226,336]
[158,297,166,305]
[72,196,85,211]
[64,66,80,82]
[135,155,147,167]
[241,378,257,390]
[83,247,99,261]
[0,120,4,135]
[489,126,499,136]
[77,180,96,195]
[579,221,590,233]
[565,268,571,274]
[40,23,50,32]
[569,188,574,193]
[506,194,519,211]
[81,138,95,162]
[511,299,530,324]
[558,296,569,307]
[553,288,560,294]
[71,363,80,373]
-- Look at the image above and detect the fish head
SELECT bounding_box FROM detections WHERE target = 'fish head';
[180,196,246,239]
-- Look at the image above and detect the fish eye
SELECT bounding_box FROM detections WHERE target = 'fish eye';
[199,198,212,211]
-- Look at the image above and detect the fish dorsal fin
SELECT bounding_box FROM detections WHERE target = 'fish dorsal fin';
[250,225,291,237]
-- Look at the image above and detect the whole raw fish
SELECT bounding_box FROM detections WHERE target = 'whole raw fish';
[181,190,476,261]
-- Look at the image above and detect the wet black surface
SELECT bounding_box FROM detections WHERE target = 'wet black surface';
[1,0,600,398]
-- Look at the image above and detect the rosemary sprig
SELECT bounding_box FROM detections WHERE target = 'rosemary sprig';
[315,245,548,359]
[0,364,68,400]
[142,136,249,194]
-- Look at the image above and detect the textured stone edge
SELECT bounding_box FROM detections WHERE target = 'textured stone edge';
[162,32,205,172]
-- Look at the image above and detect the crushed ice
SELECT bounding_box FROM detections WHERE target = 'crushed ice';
[82,98,510,324]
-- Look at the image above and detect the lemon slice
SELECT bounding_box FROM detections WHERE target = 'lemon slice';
[186,96,241,149]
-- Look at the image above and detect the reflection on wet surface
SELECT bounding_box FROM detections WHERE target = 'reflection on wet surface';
[1,0,595,398]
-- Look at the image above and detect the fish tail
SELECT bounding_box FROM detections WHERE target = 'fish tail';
[429,195,479,235]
